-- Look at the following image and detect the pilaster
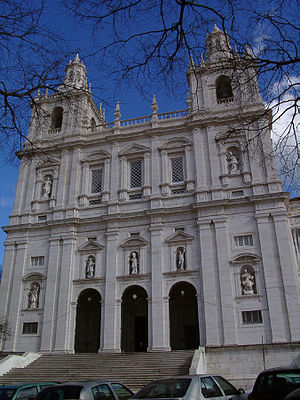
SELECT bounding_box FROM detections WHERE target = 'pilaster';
[214,219,237,345]
[256,214,289,342]
[197,220,221,346]
[101,229,120,352]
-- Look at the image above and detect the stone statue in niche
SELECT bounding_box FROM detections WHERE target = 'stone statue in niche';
[241,268,256,295]
[42,176,53,199]
[28,283,40,309]
[130,251,139,275]
[176,247,186,270]
[227,151,239,174]
[86,256,95,278]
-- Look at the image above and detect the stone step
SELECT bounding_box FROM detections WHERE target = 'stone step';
[0,351,194,392]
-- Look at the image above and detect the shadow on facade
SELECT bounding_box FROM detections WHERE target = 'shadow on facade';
[74,288,101,353]
[169,281,199,350]
[121,285,148,352]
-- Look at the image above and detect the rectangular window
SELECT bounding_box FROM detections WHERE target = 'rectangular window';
[91,168,103,193]
[234,235,253,247]
[31,256,44,267]
[242,310,262,325]
[171,157,184,182]
[130,160,143,188]
[22,322,38,334]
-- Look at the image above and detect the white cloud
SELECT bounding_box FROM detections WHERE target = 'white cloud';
[0,197,14,207]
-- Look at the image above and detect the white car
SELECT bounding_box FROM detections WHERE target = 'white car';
[131,375,248,400]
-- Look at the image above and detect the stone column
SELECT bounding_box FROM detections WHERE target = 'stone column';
[143,152,151,198]
[101,229,119,352]
[273,214,300,341]
[11,157,30,218]
[40,238,62,352]
[192,128,209,200]
[23,158,36,221]
[214,219,237,345]
[119,156,127,201]
[184,145,194,192]
[55,150,70,209]
[149,223,168,351]
[0,242,16,351]
[67,148,81,210]
[78,162,89,206]
[54,235,77,352]
[102,158,111,202]
[197,220,221,346]
[9,241,28,351]
[256,215,288,342]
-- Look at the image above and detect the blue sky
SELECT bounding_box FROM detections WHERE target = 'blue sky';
[0,0,299,267]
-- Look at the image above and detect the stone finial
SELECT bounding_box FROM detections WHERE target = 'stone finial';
[35,89,40,99]
[152,95,158,114]
[189,54,195,69]
[114,101,121,120]
[200,53,205,66]
[245,44,253,58]
[74,53,80,63]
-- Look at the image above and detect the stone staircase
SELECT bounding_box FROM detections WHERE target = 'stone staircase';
[0,351,194,392]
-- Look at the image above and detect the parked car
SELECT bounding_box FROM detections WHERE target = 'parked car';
[0,382,58,400]
[35,381,134,400]
[130,375,248,399]
[248,367,300,400]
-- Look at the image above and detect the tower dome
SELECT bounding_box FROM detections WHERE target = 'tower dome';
[205,24,233,63]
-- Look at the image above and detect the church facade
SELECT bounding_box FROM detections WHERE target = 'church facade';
[0,26,299,359]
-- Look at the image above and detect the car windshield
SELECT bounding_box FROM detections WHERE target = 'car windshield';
[134,379,191,399]
[37,386,83,400]
[0,389,17,400]
[256,371,300,393]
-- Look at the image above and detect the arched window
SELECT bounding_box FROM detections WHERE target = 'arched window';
[51,107,63,130]
[216,76,233,102]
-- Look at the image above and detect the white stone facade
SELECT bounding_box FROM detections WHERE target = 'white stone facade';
[0,26,300,357]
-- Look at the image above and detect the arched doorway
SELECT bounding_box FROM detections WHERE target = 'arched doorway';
[121,285,148,352]
[169,282,199,350]
[74,288,101,353]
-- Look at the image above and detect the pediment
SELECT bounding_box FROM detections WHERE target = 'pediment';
[23,272,46,281]
[231,253,261,264]
[36,156,60,168]
[165,231,194,244]
[120,236,148,248]
[83,150,111,162]
[159,138,192,151]
[119,144,151,156]
[78,239,104,253]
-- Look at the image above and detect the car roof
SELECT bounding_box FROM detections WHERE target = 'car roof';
[258,367,300,373]
[41,381,125,388]
[0,383,57,389]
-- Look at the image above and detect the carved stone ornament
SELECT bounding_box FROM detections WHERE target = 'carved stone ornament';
[28,282,40,309]
[129,251,139,275]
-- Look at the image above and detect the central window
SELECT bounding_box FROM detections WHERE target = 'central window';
[171,156,184,183]
[91,168,103,194]
[130,160,143,188]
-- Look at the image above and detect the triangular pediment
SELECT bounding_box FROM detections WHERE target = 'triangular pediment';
[120,236,148,248]
[23,272,46,281]
[36,156,60,168]
[79,239,104,253]
[83,150,111,162]
[119,144,151,156]
[165,231,194,244]
[159,138,192,151]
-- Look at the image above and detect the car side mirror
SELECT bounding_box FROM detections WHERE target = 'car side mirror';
[238,388,245,394]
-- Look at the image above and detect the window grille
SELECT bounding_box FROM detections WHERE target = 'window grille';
[171,188,186,195]
[171,157,184,182]
[22,322,38,334]
[130,160,143,188]
[91,168,103,193]
[89,199,102,205]
[31,257,44,266]
[242,310,262,324]
[129,192,143,200]
[234,235,253,247]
